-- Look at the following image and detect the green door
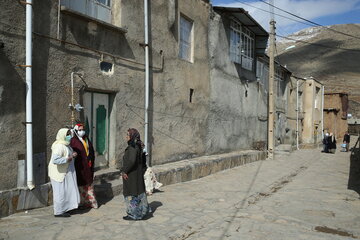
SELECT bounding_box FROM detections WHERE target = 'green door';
[83,92,109,169]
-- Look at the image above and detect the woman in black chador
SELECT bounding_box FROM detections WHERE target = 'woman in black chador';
[121,128,150,220]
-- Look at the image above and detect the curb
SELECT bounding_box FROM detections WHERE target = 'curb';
[0,150,266,218]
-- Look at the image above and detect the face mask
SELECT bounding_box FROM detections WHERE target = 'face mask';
[78,130,85,137]
[65,135,72,143]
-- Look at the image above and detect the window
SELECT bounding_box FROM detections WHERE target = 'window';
[96,0,110,7]
[61,0,111,23]
[179,16,193,62]
[230,20,255,71]
[230,21,241,63]
[256,60,269,92]
[315,87,320,108]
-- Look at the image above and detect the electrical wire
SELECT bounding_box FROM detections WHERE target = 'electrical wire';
[258,0,360,40]
[230,0,360,40]
[230,0,315,27]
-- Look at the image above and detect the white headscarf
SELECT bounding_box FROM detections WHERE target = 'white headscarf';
[51,128,70,150]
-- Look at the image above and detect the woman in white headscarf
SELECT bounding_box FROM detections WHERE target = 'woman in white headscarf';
[48,128,80,217]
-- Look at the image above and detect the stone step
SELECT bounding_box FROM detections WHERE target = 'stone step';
[274,151,291,156]
[275,144,293,152]
[93,168,121,185]
[94,178,123,200]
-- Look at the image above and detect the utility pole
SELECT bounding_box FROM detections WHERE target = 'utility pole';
[268,0,276,159]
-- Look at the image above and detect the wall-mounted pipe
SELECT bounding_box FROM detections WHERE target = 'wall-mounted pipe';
[26,0,35,190]
[321,85,324,140]
[296,80,299,150]
[57,0,61,39]
[71,72,75,127]
[70,72,83,127]
[144,0,150,165]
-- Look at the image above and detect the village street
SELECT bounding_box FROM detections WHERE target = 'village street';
[0,142,359,240]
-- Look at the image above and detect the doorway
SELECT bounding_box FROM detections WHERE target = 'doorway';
[83,91,110,169]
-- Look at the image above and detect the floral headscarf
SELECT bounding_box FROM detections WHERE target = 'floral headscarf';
[127,128,144,149]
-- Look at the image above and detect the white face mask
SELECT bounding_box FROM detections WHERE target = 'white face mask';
[78,130,85,137]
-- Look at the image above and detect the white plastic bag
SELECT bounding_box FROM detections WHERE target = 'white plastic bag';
[144,167,163,195]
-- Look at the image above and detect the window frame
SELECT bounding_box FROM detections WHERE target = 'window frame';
[229,19,255,71]
[95,0,111,8]
[179,14,194,63]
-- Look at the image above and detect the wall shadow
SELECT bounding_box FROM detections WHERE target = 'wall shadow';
[0,50,25,117]
[32,1,52,185]
[348,136,360,197]
[62,14,135,60]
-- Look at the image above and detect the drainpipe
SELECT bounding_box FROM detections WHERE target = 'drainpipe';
[321,85,324,140]
[57,0,61,39]
[144,0,150,165]
[26,0,35,190]
[71,72,75,127]
[296,80,299,150]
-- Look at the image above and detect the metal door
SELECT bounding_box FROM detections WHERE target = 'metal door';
[83,92,109,169]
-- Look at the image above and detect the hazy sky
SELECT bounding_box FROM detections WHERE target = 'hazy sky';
[212,0,360,35]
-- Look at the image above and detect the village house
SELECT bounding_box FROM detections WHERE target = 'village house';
[323,92,349,140]
[0,0,318,217]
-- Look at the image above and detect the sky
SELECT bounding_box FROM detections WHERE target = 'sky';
[212,0,360,36]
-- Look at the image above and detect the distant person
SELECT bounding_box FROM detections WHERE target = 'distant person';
[70,123,98,209]
[322,132,330,153]
[48,128,80,217]
[343,131,350,152]
[121,128,150,221]
[329,133,337,154]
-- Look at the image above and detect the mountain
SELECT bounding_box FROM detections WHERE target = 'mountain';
[275,24,360,118]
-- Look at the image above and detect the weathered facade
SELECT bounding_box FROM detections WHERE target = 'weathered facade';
[3,1,319,217]
[286,76,304,147]
[301,78,324,144]
[208,7,269,152]
[324,92,349,140]
[257,56,292,147]
[0,0,215,192]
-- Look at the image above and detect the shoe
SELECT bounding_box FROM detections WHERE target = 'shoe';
[123,215,136,221]
[54,213,71,218]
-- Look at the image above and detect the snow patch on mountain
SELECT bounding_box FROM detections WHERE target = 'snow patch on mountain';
[279,26,323,44]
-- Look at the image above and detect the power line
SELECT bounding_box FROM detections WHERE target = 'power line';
[231,0,315,28]
[258,0,360,40]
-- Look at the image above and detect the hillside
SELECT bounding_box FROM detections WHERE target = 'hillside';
[275,24,360,117]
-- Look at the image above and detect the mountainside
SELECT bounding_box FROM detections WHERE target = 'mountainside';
[276,24,360,117]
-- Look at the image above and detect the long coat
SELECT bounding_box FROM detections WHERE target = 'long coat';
[121,144,146,197]
[70,136,95,186]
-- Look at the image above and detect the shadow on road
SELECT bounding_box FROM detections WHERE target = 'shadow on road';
[348,136,360,197]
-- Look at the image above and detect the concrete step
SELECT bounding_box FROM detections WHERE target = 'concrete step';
[93,168,121,185]
[93,168,122,199]
[275,144,293,152]
[274,151,291,156]
[94,178,123,200]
